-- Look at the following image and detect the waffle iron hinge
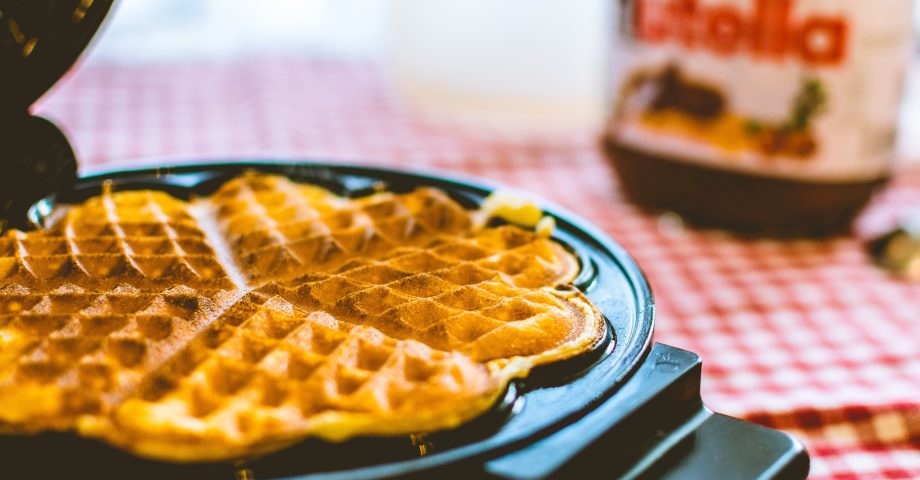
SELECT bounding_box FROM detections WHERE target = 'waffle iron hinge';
[481,343,810,480]
[0,114,78,230]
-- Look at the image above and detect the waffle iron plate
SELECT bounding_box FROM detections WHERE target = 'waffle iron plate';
[2,162,807,479]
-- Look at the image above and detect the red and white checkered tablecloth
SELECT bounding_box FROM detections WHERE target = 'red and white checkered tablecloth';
[35,58,920,479]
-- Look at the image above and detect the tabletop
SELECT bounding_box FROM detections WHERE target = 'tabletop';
[34,56,920,479]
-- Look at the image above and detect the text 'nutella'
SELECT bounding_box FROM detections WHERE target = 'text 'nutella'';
[604,0,914,236]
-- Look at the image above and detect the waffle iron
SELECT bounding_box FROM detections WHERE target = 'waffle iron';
[0,3,810,478]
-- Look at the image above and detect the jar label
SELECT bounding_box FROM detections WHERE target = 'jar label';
[608,0,914,181]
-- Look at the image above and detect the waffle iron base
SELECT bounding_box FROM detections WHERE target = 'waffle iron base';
[2,162,809,479]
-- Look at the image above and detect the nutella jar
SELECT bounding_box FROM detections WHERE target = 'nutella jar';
[604,0,915,236]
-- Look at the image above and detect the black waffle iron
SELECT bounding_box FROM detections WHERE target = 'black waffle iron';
[0,3,809,479]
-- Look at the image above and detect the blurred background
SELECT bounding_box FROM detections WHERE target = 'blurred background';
[49,0,919,159]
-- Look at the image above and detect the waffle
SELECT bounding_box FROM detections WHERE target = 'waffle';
[0,284,238,432]
[261,227,589,365]
[209,173,474,282]
[0,172,605,463]
[0,190,233,291]
[79,292,506,461]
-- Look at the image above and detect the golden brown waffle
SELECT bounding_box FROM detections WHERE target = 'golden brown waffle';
[0,190,232,291]
[210,174,474,282]
[0,172,604,463]
[262,226,589,364]
[80,293,505,461]
[0,284,238,432]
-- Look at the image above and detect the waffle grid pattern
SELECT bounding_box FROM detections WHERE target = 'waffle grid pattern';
[96,292,501,460]
[0,174,596,461]
[264,228,583,362]
[211,175,473,282]
[0,284,227,430]
[0,191,232,291]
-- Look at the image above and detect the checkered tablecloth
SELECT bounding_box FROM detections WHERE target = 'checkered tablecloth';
[35,58,920,479]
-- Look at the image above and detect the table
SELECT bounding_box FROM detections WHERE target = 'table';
[36,57,920,479]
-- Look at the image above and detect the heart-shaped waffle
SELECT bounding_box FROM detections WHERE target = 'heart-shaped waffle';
[0,173,605,462]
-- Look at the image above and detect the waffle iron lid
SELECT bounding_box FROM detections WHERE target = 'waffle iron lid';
[0,0,113,231]
[0,0,113,114]
[10,161,656,479]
